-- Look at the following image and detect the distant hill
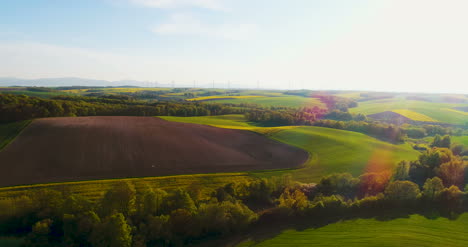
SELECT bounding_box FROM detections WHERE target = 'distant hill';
[0,77,159,87]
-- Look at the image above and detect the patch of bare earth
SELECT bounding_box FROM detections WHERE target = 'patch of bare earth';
[0,116,307,186]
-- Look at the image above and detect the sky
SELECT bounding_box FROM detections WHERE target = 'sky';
[1,0,467,93]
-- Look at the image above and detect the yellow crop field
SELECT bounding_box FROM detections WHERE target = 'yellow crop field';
[186,95,265,101]
[391,109,438,122]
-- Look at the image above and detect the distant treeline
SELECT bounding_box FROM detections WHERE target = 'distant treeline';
[245,108,406,142]
[0,94,245,123]
[1,144,467,246]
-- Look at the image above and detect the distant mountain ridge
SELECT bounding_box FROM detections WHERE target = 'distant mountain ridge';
[0,77,157,87]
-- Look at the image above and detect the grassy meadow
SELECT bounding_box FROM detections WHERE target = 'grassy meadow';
[238,214,468,247]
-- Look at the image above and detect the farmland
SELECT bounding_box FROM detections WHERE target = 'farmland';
[161,115,420,182]
[0,120,30,150]
[350,98,468,125]
[0,116,307,187]
[208,95,326,108]
[452,136,468,146]
[186,95,265,101]
[391,109,438,122]
[238,214,468,247]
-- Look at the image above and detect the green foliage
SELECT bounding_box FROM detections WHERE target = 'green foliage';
[393,161,410,181]
[384,180,420,202]
[163,189,197,214]
[100,182,136,217]
[317,173,359,198]
[422,177,445,201]
[90,212,132,247]
[432,135,452,148]
[278,188,309,212]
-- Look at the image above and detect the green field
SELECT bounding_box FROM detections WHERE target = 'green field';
[160,114,256,129]
[452,136,468,146]
[160,115,420,182]
[238,214,468,247]
[0,120,31,150]
[209,96,325,108]
[350,99,468,125]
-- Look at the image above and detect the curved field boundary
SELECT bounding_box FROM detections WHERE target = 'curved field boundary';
[0,120,31,151]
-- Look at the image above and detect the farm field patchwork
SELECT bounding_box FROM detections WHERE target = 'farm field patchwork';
[238,214,468,247]
[350,99,468,125]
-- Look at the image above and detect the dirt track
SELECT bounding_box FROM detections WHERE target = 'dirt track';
[0,116,307,187]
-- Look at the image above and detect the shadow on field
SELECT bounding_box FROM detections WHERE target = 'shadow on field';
[214,209,461,247]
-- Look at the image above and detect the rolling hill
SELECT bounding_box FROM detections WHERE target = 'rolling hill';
[161,115,420,182]
[0,116,307,187]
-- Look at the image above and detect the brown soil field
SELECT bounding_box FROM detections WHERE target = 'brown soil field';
[0,116,308,187]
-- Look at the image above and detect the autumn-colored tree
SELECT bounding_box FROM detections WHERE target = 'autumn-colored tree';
[437,159,466,188]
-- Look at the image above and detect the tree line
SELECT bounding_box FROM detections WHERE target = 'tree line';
[0,94,246,123]
[1,142,467,246]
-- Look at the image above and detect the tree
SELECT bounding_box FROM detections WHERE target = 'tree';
[24,219,53,247]
[358,171,391,197]
[393,161,410,181]
[136,186,167,217]
[317,173,359,198]
[278,188,309,212]
[384,181,420,203]
[438,185,464,215]
[91,212,132,247]
[437,159,466,188]
[163,189,196,214]
[440,135,451,148]
[100,182,136,217]
[422,177,445,201]
[431,135,442,147]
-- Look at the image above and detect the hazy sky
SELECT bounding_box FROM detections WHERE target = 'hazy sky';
[1,0,467,93]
